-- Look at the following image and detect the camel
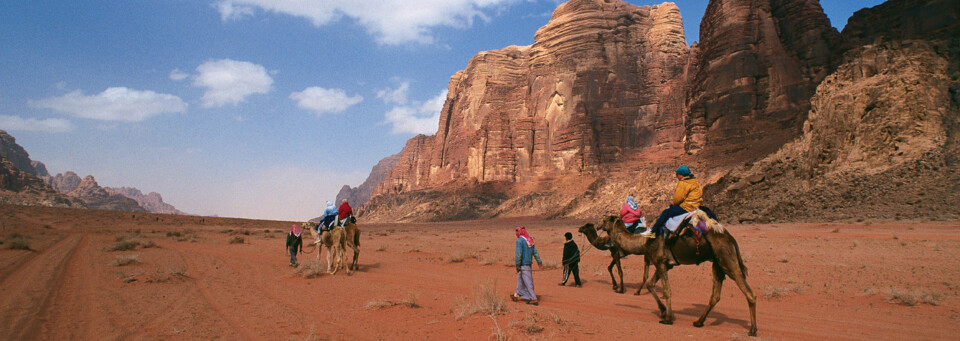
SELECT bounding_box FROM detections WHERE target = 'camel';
[586,212,757,336]
[304,220,361,271]
[300,222,346,275]
[576,224,651,294]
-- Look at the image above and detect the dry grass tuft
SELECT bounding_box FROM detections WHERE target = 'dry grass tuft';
[541,261,560,270]
[111,253,140,266]
[2,233,31,250]
[294,259,325,279]
[376,245,387,252]
[228,236,245,244]
[887,288,943,306]
[104,240,139,252]
[760,285,803,299]
[105,232,158,251]
[456,279,506,320]
[365,294,420,310]
[448,251,478,263]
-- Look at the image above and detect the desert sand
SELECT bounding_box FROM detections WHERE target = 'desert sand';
[0,204,957,340]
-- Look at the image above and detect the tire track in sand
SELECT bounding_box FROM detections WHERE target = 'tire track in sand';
[0,234,83,340]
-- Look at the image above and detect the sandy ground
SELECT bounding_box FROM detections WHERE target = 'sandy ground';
[0,204,958,340]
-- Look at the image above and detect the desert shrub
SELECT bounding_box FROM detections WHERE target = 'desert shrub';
[229,236,245,244]
[376,245,387,252]
[761,285,803,299]
[165,231,181,237]
[456,279,505,320]
[448,251,478,263]
[888,288,943,306]
[104,241,138,252]
[111,253,139,266]
[3,234,31,250]
[365,295,418,310]
[295,259,325,279]
[541,261,560,270]
[140,239,157,248]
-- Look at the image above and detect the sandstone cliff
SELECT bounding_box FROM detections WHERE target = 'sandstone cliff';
[0,130,38,176]
[66,175,145,212]
[0,156,81,208]
[706,0,960,222]
[105,187,185,215]
[359,0,960,223]
[336,153,401,210]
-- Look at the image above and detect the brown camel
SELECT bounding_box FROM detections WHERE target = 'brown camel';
[301,222,346,275]
[576,224,651,294]
[305,221,361,271]
[587,212,757,336]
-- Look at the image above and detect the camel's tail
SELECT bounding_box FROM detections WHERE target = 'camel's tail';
[733,236,748,277]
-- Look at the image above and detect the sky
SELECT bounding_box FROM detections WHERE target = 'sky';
[0,0,885,221]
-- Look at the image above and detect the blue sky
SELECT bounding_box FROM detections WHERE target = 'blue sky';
[0,0,884,220]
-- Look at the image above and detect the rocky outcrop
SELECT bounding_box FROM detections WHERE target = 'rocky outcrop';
[45,171,83,193]
[374,0,690,199]
[66,175,145,212]
[359,0,960,223]
[0,156,81,208]
[31,161,48,177]
[0,130,38,176]
[105,186,185,215]
[706,0,960,222]
[684,0,840,161]
[336,153,401,210]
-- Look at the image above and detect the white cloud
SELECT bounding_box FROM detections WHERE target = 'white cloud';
[290,87,363,115]
[169,68,188,81]
[0,115,74,133]
[216,0,519,45]
[385,89,447,135]
[31,87,187,122]
[193,59,273,108]
[216,1,255,21]
[376,82,409,105]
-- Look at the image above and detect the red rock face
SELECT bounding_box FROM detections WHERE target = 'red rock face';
[684,0,839,160]
[105,186,185,215]
[0,130,38,176]
[67,175,145,212]
[374,0,690,199]
[336,153,401,209]
[0,156,80,208]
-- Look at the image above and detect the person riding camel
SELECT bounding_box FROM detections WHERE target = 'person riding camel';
[619,195,646,234]
[320,201,338,236]
[337,199,353,226]
[648,166,702,237]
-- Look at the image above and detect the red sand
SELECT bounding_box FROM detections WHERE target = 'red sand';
[0,204,958,340]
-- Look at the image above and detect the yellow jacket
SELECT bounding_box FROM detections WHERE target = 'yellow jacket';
[671,176,702,212]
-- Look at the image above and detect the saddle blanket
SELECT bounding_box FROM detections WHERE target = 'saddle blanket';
[665,211,696,232]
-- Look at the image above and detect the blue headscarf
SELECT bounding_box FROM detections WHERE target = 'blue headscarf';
[626,195,638,210]
[676,166,693,178]
[324,201,337,216]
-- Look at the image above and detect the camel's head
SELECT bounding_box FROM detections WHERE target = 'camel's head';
[595,215,624,233]
[578,223,595,235]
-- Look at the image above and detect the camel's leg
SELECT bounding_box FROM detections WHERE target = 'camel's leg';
[694,262,726,328]
[615,255,624,293]
[351,244,360,271]
[658,263,674,325]
[645,265,667,318]
[325,246,334,273]
[607,255,619,292]
[729,268,757,336]
[634,256,651,296]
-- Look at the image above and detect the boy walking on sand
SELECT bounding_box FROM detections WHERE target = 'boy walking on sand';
[560,232,582,287]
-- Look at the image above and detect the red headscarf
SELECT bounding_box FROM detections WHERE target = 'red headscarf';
[515,226,533,247]
[291,224,301,237]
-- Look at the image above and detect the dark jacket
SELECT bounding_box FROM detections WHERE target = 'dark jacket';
[286,233,302,252]
[562,239,580,265]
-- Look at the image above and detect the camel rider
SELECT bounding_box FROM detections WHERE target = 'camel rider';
[337,199,353,226]
[321,201,338,232]
[648,166,702,237]
[619,195,646,234]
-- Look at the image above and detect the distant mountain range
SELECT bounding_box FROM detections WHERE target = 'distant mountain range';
[0,129,187,214]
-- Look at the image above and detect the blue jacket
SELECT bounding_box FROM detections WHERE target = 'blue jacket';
[515,238,543,267]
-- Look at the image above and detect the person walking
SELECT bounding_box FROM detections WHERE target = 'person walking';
[286,224,303,267]
[511,226,544,305]
[559,232,582,287]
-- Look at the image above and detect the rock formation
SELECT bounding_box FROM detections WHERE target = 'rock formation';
[45,171,83,193]
[105,187,185,215]
[0,156,81,208]
[373,0,690,199]
[706,0,960,222]
[356,0,960,222]
[31,161,49,177]
[335,153,401,209]
[684,0,840,161]
[65,175,145,212]
[0,130,38,176]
